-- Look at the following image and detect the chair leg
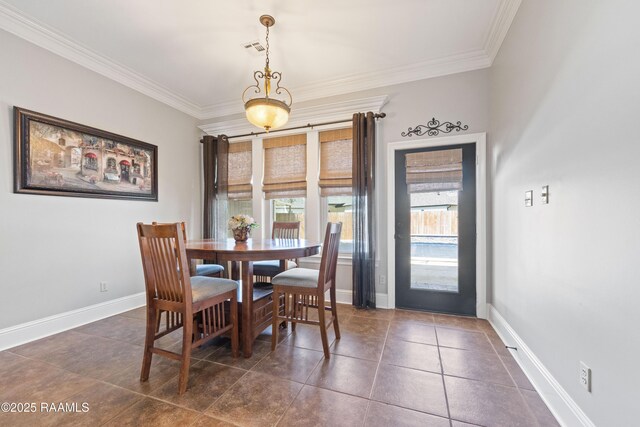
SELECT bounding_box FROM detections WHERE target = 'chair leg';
[155,309,162,333]
[291,293,297,332]
[271,290,280,352]
[178,318,193,395]
[140,306,157,382]
[231,297,239,358]
[279,293,288,330]
[317,302,331,358]
[330,286,341,339]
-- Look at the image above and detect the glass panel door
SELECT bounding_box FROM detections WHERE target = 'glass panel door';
[395,144,476,315]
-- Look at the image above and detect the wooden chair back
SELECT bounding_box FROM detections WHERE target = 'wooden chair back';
[272,221,301,239]
[316,222,342,294]
[137,222,193,310]
[152,221,187,242]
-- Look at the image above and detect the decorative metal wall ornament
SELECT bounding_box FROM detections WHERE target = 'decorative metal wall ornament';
[401,118,469,137]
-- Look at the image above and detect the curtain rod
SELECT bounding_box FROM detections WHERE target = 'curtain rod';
[202,112,386,141]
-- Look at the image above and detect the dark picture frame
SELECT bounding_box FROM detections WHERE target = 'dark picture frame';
[14,107,158,201]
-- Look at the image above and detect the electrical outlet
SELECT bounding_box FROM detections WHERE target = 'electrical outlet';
[99,281,108,292]
[379,275,386,285]
[579,361,591,392]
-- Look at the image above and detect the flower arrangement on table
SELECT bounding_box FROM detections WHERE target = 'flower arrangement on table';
[228,214,259,242]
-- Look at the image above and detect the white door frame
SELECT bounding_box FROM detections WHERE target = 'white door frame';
[386,133,487,318]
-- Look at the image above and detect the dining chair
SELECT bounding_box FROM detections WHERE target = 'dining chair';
[270,222,342,358]
[253,221,301,283]
[152,221,225,277]
[137,222,239,394]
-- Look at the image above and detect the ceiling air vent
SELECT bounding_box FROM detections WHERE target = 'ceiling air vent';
[242,40,265,54]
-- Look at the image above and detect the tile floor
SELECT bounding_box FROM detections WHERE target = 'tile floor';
[0,304,559,426]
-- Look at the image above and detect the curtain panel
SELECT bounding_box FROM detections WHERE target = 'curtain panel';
[202,134,229,240]
[352,112,376,309]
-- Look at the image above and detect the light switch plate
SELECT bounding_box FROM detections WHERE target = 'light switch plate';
[541,185,549,204]
[525,190,533,207]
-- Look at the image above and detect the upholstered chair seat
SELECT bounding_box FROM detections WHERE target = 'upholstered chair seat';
[271,268,319,288]
[190,276,238,302]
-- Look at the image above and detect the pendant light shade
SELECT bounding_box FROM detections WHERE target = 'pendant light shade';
[244,98,290,132]
[242,15,292,132]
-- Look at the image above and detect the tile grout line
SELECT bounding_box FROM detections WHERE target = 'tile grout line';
[487,330,543,426]
[270,320,331,427]
[434,325,453,424]
[366,313,392,400]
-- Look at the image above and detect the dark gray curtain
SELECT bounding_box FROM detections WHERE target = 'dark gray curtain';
[352,112,376,308]
[202,134,229,240]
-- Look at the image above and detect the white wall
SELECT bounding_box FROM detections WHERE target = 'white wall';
[0,30,202,329]
[489,1,640,425]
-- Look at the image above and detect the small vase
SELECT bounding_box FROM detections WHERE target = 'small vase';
[232,227,251,242]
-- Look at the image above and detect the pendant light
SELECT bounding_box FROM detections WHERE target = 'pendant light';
[242,15,292,132]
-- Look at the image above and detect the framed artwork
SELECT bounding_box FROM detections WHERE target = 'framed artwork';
[14,107,158,201]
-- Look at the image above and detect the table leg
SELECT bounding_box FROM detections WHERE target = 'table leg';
[231,261,240,281]
[241,260,254,358]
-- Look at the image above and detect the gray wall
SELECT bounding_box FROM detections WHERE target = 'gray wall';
[371,70,489,295]
[198,70,490,299]
[489,1,640,424]
[315,70,490,297]
[0,30,202,329]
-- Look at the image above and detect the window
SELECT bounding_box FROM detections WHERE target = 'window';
[262,134,306,199]
[228,141,253,200]
[83,153,98,170]
[263,134,307,238]
[228,200,254,237]
[327,195,352,253]
[227,140,253,237]
[320,128,353,253]
[272,198,305,238]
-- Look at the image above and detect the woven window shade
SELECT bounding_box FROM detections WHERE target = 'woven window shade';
[228,141,252,200]
[263,134,307,199]
[319,128,353,197]
[405,148,463,193]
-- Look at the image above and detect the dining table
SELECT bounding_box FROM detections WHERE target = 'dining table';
[185,238,321,357]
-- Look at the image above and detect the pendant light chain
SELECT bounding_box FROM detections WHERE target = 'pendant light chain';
[265,24,270,70]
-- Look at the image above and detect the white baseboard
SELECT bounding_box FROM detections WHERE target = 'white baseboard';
[332,289,389,309]
[0,292,146,351]
[487,304,595,427]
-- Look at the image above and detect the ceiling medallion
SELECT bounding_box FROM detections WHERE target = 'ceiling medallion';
[242,15,293,132]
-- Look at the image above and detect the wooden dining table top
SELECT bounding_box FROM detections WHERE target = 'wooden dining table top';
[185,238,321,260]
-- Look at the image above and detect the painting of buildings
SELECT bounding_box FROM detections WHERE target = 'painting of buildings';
[15,108,157,201]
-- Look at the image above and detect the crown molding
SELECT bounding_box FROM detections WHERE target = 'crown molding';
[484,0,522,62]
[198,95,388,136]
[0,0,520,121]
[199,49,491,119]
[0,1,202,118]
